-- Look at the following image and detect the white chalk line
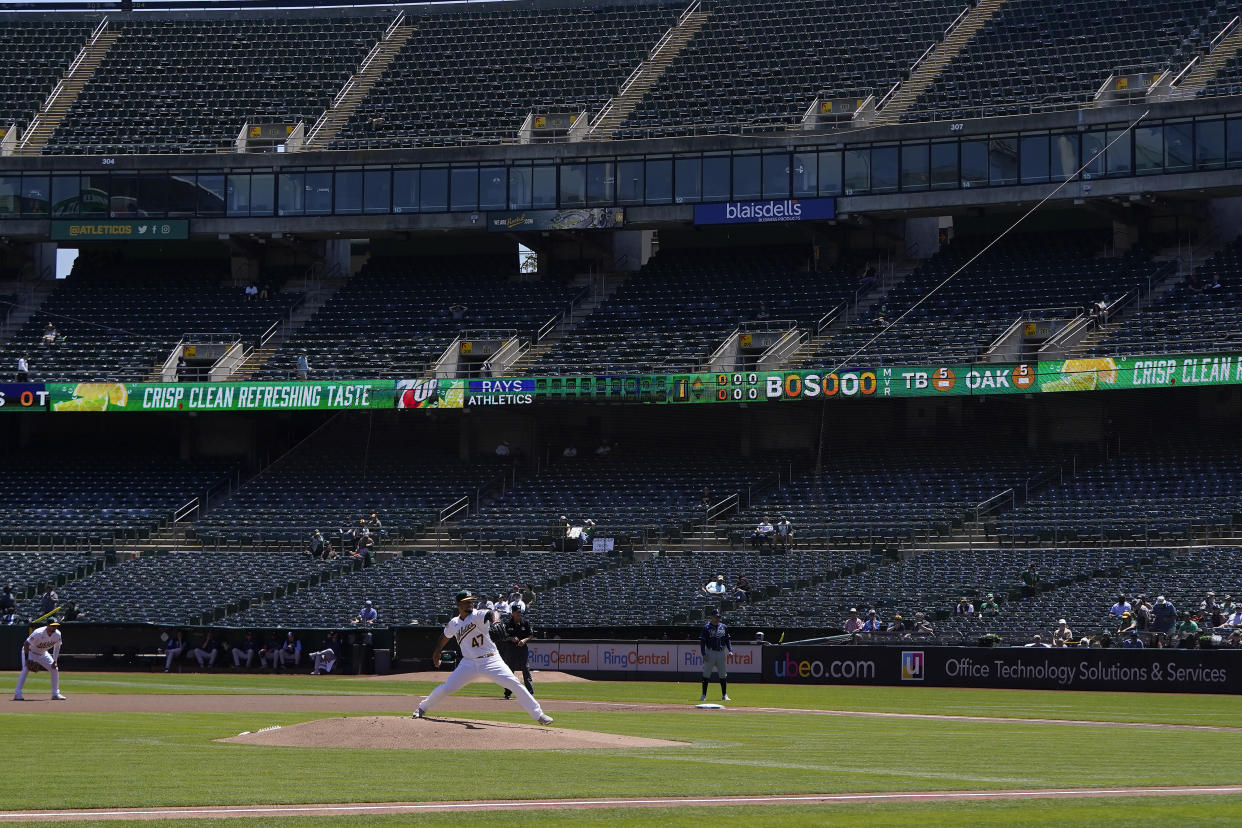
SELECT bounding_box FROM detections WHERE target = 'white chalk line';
[5,786,1242,820]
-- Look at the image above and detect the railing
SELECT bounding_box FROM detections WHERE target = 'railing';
[436,496,470,552]
[758,328,806,369]
[816,304,845,335]
[537,314,560,343]
[698,491,739,552]
[1211,15,1240,53]
[944,2,971,39]
[701,326,740,370]
[875,80,902,112]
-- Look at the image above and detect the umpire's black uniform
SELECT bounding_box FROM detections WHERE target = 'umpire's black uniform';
[499,611,534,698]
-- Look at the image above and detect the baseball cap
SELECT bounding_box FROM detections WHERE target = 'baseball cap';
[44,618,60,627]
[1058,619,1068,625]
[510,603,523,612]
[455,590,475,603]
[364,600,373,605]
[710,608,721,616]
[1156,596,1166,603]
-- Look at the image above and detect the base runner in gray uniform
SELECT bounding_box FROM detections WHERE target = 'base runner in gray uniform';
[699,607,732,702]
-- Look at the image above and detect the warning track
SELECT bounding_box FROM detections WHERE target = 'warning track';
[5,787,1242,821]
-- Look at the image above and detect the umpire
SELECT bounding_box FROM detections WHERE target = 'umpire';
[499,603,535,699]
[699,607,732,702]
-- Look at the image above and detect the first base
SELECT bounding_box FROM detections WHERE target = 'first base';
[694,703,725,709]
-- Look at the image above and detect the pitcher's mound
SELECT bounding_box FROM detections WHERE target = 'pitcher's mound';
[219,716,685,750]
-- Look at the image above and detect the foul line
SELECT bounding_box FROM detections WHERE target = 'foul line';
[5,786,1242,821]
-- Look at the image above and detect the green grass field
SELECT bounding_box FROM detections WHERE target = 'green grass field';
[3,671,1241,826]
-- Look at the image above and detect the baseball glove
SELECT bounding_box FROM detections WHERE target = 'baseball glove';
[488,620,509,647]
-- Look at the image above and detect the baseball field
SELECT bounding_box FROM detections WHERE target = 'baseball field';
[3,669,1242,826]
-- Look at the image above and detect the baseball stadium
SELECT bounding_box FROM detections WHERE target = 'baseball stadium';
[3,0,1242,824]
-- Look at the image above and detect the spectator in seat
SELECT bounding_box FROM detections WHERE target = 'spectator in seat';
[843,608,864,634]
[495,440,511,458]
[297,354,310,381]
[701,574,727,601]
[775,516,794,550]
[594,440,613,456]
[0,584,14,614]
[244,284,258,301]
[353,522,375,566]
[1175,613,1200,647]
[1200,591,1220,613]
[733,574,751,603]
[449,302,467,322]
[1151,595,1177,634]
[1020,564,1041,592]
[1116,611,1137,637]
[1077,633,1094,648]
[232,632,258,668]
[562,445,578,458]
[1024,634,1050,648]
[41,323,58,345]
[15,354,29,382]
[1109,594,1131,618]
[38,586,58,616]
[1120,629,1145,648]
[1220,605,1242,630]
[1132,595,1152,630]
[887,614,905,633]
[979,593,1000,618]
[874,304,889,327]
[259,284,270,301]
[860,610,884,633]
[163,630,186,672]
[61,601,84,622]
[751,517,775,550]
[1,606,19,625]
[1207,605,1227,630]
[578,519,596,552]
[912,612,934,636]
[954,597,974,616]
[1052,619,1074,646]
[176,357,190,382]
[193,631,221,669]
[354,599,377,626]
[310,530,327,559]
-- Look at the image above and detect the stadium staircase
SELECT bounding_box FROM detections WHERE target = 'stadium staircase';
[584,1,710,139]
[18,18,118,155]
[302,13,416,151]
[784,255,918,369]
[1067,236,1228,358]
[225,268,350,381]
[508,272,630,374]
[1167,17,1242,98]
[874,0,1009,124]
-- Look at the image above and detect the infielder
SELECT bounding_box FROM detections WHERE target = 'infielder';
[413,590,553,725]
[14,619,66,701]
[699,607,732,702]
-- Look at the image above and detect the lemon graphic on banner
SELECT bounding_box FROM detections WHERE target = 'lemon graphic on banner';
[52,382,128,411]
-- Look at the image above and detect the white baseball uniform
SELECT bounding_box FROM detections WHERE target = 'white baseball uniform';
[418,609,547,722]
[15,625,62,699]
[310,648,336,675]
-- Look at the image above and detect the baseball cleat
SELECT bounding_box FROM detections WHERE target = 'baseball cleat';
[699,694,707,702]
[538,714,555,725]
[722,695,731,701]
[51,693,67,700]
[12,696,24,701]
[411,708,425,719]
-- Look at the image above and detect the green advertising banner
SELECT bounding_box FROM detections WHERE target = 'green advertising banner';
[29,353,1242,414]
[1038,353,1242,393]
[50,219,189,241]
[47,381,394,412]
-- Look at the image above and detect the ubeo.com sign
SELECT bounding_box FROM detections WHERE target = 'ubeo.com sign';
[762,646,1242,693]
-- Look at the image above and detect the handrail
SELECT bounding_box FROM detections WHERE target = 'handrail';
[758,328,805,368]
[384,10,406,40]
[173,497,199,525]
[438,495,469,525]
[944,3,971,38]
[816,304,845,334]
[678,0,702,26]
[258,320,280,349]
[1169,55,1200,89]
[739,318,797,333]
[1036,313,1091,355]
[537,313,560,343]
[183,331,242,344]
[1211,15,1240,52]
[876,80,902,111]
